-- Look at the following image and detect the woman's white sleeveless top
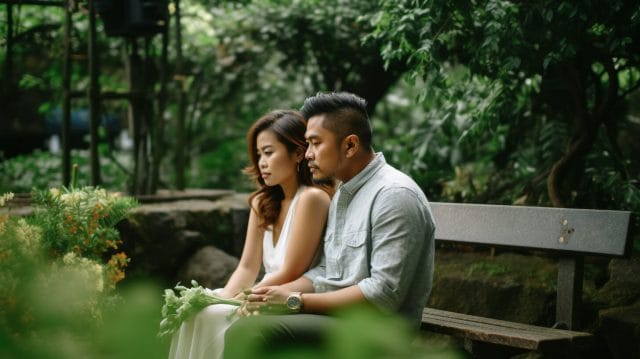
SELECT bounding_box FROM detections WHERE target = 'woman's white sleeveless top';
[261,186,304,277]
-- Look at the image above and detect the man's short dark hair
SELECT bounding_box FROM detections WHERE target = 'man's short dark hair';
[300,92,372,151]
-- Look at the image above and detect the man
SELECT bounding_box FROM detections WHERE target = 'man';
[224,92,435,356]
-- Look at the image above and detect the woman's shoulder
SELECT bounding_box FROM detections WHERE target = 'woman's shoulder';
[298,186,331,205]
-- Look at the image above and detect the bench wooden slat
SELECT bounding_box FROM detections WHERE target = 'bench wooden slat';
[430,202,631,256]
[422,308,593,351]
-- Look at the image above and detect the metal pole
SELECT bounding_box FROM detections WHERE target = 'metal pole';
[5,3,13,97]
[175,0,186,190]
[128,38,140,194]
[88,0,101,185]
[152,25,169,193]
[62,0,72,186]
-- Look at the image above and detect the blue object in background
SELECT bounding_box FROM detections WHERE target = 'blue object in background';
[44,108,121,140]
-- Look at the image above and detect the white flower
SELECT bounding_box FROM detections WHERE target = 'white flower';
[62,252,78,265]
[60,252,105,293]
[158,281,242,338]
[49,188,61,198]
[15,218,41,254]
[0,192,15,207]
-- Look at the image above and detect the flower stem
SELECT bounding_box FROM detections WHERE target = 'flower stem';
[70,164,78,189]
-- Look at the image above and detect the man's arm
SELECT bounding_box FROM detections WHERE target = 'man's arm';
[298,285,365,313]
[357,187,432,311]
[249,280,365,314]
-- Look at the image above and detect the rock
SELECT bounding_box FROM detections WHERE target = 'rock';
[597,301,640,359]
[116,194,249,286]
[177,246,239,289]
[428,251,556,325]
[593,255,640,308]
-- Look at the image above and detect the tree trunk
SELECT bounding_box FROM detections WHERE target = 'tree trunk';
[547,62,592,208]
[547,128,597,207]
[546,56,621,207]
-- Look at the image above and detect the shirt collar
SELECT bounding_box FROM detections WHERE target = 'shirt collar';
[338,152,385,196]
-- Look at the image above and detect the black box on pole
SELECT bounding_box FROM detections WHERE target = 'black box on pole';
[96,0,168,37]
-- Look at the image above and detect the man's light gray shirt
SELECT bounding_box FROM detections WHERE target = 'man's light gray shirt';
[304,153,435,329]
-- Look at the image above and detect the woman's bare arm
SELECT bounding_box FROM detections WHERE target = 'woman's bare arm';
[219,199,265,298]
[254,187,330,288]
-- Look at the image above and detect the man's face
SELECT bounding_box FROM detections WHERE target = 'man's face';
[305,115,341,183]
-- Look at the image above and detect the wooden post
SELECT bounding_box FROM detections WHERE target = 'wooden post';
[88,0,101,186]
[62,0,72,186]
[556,256,584,330]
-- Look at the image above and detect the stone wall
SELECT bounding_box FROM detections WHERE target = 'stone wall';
[117,191,249,288]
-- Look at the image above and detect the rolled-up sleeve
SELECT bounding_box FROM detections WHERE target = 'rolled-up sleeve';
[303,253,326,290]
[357,187,431,311]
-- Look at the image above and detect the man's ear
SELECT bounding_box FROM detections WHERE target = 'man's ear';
[344,134,359,158]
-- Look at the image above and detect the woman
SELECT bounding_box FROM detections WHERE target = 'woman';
[168,110,332,359]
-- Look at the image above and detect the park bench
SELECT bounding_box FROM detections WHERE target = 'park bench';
[423,202,632,358]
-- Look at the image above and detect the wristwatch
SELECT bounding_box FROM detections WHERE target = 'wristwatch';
[286,292,303,312]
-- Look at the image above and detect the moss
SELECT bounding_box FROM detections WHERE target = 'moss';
[435,250,557,291]
[466,261,508,276]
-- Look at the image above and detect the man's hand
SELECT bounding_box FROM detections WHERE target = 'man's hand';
[237,286,295,316]
[249,286,289,304]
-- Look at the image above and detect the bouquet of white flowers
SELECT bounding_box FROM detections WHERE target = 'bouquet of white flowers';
[159,280,242,338]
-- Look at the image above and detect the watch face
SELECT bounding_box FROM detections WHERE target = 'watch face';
[287,295,301,310]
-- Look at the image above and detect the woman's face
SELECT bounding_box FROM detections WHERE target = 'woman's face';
[256,130,299,187]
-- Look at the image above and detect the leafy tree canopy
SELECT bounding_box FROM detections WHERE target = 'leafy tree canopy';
[367,0,640,210]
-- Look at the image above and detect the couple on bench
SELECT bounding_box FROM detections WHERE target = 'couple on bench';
[169,92,436,359]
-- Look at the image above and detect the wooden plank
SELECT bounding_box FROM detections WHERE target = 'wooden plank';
[430,202,631,256]
[423,316,558,350]
[422,308,593,351]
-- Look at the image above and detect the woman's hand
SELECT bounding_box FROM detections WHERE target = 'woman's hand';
[232,289,250,301]
[249,286,288,303]
[237,286,293,316]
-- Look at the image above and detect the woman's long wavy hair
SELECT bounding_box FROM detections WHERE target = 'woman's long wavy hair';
[244,110,314,229]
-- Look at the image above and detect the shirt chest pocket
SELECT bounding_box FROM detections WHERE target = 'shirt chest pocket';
[344,230,367,248]
[325,230,368,279]
[341,230,368,275]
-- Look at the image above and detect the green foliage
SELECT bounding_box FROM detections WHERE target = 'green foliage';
[0,279,169,359]
[225,304,463,359]
[375,65,534,204]
[190,138,253,191]
[0,150,131,194]
[94,282,170,359]
[3,1,639,223]
[368,0,640,213]
[30,187,137,263]
[466,262,508,277]
[173,0,398,190]
[0,187,151,358]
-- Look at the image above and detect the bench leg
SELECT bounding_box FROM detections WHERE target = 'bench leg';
[463,339,526,359]
[556,256,584,330]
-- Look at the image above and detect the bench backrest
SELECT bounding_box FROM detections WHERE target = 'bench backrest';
[429,202,632,329]
[430,202,631,256]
